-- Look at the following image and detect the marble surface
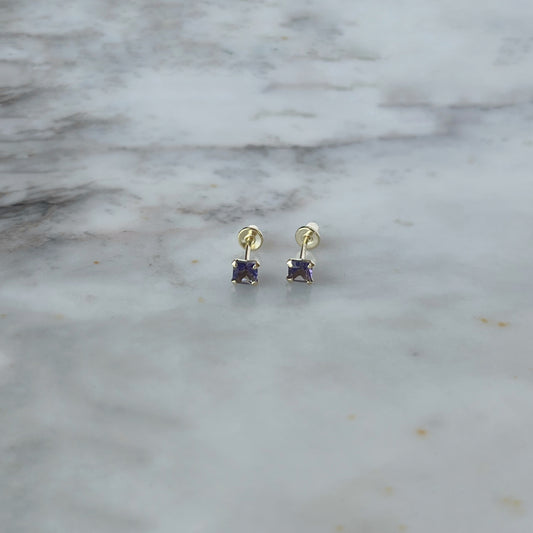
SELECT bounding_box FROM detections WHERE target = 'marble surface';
[1,1,533,532]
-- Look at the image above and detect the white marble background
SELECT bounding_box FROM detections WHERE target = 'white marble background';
[1,1,533,532]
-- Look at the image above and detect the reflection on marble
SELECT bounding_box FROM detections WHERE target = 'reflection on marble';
[1,1,533,532]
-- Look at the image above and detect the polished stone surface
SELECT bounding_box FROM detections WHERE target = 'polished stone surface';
[1,1,533,532]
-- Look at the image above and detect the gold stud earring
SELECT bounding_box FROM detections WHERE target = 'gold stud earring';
[231,225,263,285]
[287,222,320,284]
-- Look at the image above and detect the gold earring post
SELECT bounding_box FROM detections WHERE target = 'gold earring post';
[244,235,253,260]
[299,234,309,260]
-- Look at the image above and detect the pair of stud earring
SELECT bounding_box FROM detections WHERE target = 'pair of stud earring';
[231,222,320,285]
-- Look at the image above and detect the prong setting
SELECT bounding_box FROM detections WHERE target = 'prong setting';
[231,259,260,285]
[286,258,315,283]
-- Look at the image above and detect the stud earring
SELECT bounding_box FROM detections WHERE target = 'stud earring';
[231,225,263,285]
[287,222,320,284]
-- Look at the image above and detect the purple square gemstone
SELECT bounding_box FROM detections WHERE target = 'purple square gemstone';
[231,259,259,285]
[287,259,314,283]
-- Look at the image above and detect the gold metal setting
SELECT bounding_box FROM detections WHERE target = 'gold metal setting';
[231,225,263,285]
[287,222,320,284]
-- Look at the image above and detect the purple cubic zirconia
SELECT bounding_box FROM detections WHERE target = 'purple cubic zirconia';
[231,259,259,284]
[287,259,314,283]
